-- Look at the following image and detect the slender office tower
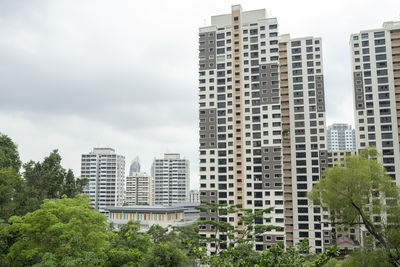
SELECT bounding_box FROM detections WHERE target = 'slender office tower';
[129,156,141,176]
[351,21,400,185]
[81,148,125,213]
[199,5,330,252]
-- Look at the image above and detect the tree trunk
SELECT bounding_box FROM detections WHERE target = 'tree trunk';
[351,202,399,267]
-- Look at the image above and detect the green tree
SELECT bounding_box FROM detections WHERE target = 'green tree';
[172,224,204,263]
[340,249,391,267]
[0,134,22,171]
[145,242,189,267]
[3,195,109,267]
[23,150,87,202]
[205,243,261,267]
[323,258,343,267]
[309,147,400,267]
[147,224,170,243]
[0,169,27,220]
[197,201,281,255]
[107,221,152,267]
[258,240,339,267]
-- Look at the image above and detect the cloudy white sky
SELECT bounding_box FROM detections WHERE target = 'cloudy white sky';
[1,0,399,189]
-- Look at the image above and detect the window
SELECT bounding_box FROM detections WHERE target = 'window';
[374,31,385,38]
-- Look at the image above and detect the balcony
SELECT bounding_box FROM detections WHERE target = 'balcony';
[391,31,400,39]
[392,55,400,62]
[391,39,400,47]
[280,74,288,80]
[284,187,292,194]
[285,210,293,216]
[283,173,292,179]
[284,194,292,201]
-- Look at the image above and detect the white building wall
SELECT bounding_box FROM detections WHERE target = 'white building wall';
[152,153,190,205]
[81,148,125,213]
[351,21,400,185]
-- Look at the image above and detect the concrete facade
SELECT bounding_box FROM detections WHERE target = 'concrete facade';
[81,148,125,214]
[199,5,329,252]
[151,153,190,206]
[327,123,356,151]
[126,172,154,205]
[351,21,400,185]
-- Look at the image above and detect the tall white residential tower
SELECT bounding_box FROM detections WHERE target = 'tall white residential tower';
[81,148,125,213]
[351,21,400,184]
[151,153,190,206]
[199,5,330,252]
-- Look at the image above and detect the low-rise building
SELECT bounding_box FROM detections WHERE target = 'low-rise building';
[106,203,199,231]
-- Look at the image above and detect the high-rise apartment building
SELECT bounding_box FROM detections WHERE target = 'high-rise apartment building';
[199,5,330,252]
[129,156,141,176]
[279,34,331,250]
[81,148,125,213]
[151,153,190,206]
[126,172,154,205]
[327,123,356,150]
[351,21,400,184]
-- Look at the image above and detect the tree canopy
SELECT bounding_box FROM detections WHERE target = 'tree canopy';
[309,147,400,267]
[1,195,110,267]
[23,149,87,202]
[0,168,27,220]
[0,134,22,171]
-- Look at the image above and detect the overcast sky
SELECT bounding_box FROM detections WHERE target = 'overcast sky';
[1,0,399,190]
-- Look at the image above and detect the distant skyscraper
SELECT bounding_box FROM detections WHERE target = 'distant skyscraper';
[151,153,189,206]
[129,156,141,176]
[81,148,125,213]
[199,5,330,252]
[327,123,356,150]
[126,172,154,205]
[351,21,400,183]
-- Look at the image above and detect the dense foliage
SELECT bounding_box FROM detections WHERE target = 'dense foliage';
[0,134,87,221]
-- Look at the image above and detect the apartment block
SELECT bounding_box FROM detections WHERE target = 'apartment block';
[327,123,356,151]
[81,148,125,213]
[126,172,154,205]
[351,21,400,185]
[279,34,330,250]
[199,5,329,252]
[151,153,190,206]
